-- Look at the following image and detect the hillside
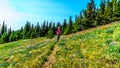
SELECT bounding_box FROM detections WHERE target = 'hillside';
[0,21,120,68]
[53,22,120,68]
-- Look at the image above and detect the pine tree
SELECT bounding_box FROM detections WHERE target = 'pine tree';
[14,31,19,41]
[30,24,37,39]
[1,21,7,35]
[112,0,117,18]
[0,21,8,43]
[114,0,120,19]
[47,29,54,39]
[62,19,67,34]
[64,16,73,34]
[47,22,54,38]
[36,22,41,37]
[84,0,96,27]
[0,32,8,43]
[23,21,31,39]
[8,27,11,36]
[104,0,113,23]
[73,12,84,32]
[19,27,24,39]
[45,21,49,35]
[73,15,79,32]
[98,0,106,25]
[8,27,12,42]
[9,32,14,42]
[53,23,56,35]
[41,21,46,36]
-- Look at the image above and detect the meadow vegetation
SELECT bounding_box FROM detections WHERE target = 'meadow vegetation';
[54,22,120,68]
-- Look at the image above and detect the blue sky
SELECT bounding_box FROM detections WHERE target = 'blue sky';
[0,0,100,30]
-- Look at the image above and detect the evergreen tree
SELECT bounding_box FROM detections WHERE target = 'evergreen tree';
[98,0,106,25]
[53,23,56,35]
[84,0,96,27]
[64,16,73,34]
[45,21,49,35]
[0,21,8,43]
[8,27,12,42]
[9,31,15,42]
[36,22,41,37]
[23,21,31,39]
[19,27,24,39]
[8,27,11,36]
[41,21,46,36]
[9,32,13,42]
[114,0,120,19]
[100,0,106,15]
[104,0,113,23]
[47,29,54,39]
[112,0,117,18]
[1,21,7,35]
[73,15,80,32]
[30,24,37,39]
[62,19,67,34]
[0,32,8,43]
[48,22,52,29]
[47,22,54,38]
[74,12,84,32]
[14,31,19,41]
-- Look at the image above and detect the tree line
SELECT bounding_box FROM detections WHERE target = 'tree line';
[0,0,120,44]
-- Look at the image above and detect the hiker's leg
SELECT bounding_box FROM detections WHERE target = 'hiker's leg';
[58,35,60,42]
[56,35,60,42]
[58,35,59,42]
[56,35,59,42]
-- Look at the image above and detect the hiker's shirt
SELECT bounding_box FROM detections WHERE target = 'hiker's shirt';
[56,29,61,35]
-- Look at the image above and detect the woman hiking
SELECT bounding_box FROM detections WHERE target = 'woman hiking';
[56,26,61,42]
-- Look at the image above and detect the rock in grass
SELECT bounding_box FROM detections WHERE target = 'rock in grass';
[109,41,117,46]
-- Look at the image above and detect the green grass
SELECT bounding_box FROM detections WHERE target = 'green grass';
[1,22,120,68]
[0,37,56,68]
[54,22,120,68]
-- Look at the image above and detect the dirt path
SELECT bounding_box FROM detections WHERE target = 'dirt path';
[42,45,57,68]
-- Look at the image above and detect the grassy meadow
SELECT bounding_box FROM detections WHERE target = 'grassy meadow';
[54,22,120,68]
[0,22,120,68]
[0,37,55,68]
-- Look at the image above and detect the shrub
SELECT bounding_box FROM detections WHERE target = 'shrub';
[115,35,120,41]
[47,29,54,39]
[106,38,112,44]
[106,28,114,34]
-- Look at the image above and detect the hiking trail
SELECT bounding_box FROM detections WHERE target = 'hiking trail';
[42,44,57,68]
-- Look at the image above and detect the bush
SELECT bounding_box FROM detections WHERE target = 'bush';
[106,38,112,44]
[106,28,114,34]
[108,45,120,54]
[47,29,54,39]
[115,35,120,41]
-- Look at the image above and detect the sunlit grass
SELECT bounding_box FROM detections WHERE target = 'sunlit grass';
[0,22,120,68]
[0,37,55,68]
[54,22,120,68]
